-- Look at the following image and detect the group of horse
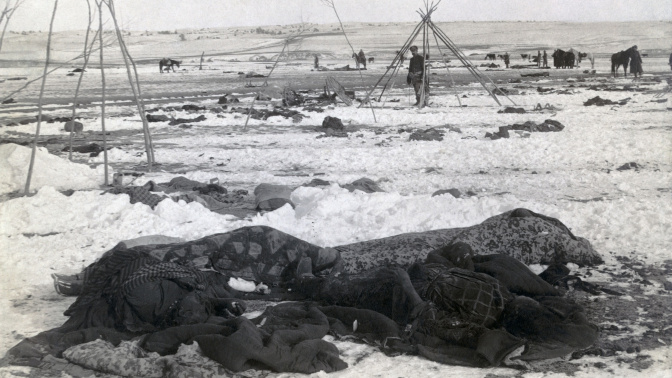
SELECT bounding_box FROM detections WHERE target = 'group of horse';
[159,45,638,78]
[486,49,593,70]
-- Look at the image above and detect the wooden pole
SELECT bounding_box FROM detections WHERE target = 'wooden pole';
[97,1,109,185]
[24,0,58,195]
[105,0,155,168]
[68,0,95,161]
[199,51,204,70]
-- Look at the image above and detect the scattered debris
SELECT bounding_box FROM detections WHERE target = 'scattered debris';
[616,162,640,171]
[584,96,630,106]
[409,128,444,142]
[498,107,526,114]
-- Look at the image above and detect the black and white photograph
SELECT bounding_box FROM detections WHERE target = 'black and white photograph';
[0,0,671,376]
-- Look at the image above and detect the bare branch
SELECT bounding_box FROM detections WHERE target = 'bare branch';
[0,0,27,53]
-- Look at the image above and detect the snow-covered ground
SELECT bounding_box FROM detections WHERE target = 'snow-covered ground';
[0,21,671,377]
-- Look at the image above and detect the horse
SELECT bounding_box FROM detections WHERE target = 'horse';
[159,58,181,73]
[611,46,636,77]
[485,53,496,60]
[567,48,592,68]
[564,51,575,69]
[352,50,367,69]
[552,49,574,69]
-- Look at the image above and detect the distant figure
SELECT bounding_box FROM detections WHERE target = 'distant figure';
[504,52,510,68]
[352,49,367,69]
[543,50,548,68]
[358,49,366,69]
[669,52,672,71]
[630,45,643,78]
[314,55,319,69]
[537,50,541,68]
[407,45,428,107]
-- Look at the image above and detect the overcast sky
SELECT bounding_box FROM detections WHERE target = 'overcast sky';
[6,0,672,32]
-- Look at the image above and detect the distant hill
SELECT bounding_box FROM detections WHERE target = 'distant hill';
[1,21,670,67]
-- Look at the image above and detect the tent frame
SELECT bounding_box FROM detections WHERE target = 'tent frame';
[360,0,516,110]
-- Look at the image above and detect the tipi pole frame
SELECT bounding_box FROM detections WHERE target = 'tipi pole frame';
[357,19,426,108]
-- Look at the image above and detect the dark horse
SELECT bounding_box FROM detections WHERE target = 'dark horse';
[551,49,575,69]
[159,58,181,73]
[611,46,636,77]
[352,50,367,69]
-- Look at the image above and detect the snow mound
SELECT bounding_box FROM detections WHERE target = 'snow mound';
[0,143,111,195]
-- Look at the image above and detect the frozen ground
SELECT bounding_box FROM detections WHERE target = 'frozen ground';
[0,21,671,377]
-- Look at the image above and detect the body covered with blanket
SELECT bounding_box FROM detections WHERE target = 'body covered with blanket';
[3,209,605,375]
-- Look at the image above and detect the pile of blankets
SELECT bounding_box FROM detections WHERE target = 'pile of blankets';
[2,209,606,376]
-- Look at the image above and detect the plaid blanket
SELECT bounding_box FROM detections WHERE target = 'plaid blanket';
[417,264,508,328]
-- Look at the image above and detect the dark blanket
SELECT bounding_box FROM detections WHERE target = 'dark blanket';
[115,225,344,284]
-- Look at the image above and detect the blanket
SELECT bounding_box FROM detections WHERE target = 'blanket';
[3,209,603,375]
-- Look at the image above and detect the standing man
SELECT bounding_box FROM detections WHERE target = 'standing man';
[630,45,643,78]
[543,50,548,68]
[407,45,428,107]
[669,51,672,71]
[314,55,319,69]
[504,52,510,68]
[537,50,541,68]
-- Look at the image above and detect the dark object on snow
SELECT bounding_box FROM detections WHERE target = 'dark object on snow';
[146,114,170,122]
[498,107,526,114]
[71,68,86,73]
[169,115,206,126]
[616,162,639,171]
[322,116,344,130]
[64,121,84,133]
[283,89,305,106]
[104,186,166,209]
[2,98,15,104]
[66,73,75,76]
[409,128,444,141]
[61,143,105,157]
[342,178,385,193]
[181,104,205,111]
[485,126,512,140]
[488,119,565,138]
[303,178,331,187]
[432,188,462,198]
[583,96,629,106]
[521,72,549,77]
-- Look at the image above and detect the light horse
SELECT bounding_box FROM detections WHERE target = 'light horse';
[611,46,635,77]
[567,48,594,69]
[159,58,181,73]
[352,50,367,69]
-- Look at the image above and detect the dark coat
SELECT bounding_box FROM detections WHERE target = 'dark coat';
[630,50,643,74]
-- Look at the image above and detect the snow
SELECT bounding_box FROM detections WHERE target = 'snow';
[1,21,672,378]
